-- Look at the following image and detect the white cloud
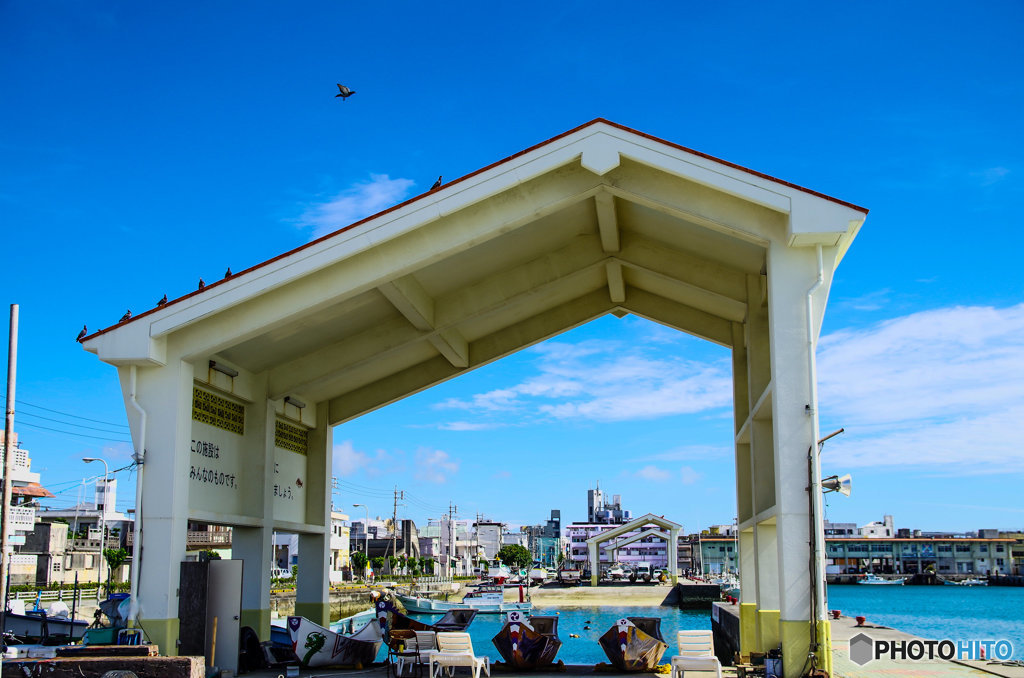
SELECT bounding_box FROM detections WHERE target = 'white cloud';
[297,174,415,240]
[414,448,459,484]
[437,421,502,431]
[636,465,671,481]
[332,440,403,477]
[972,166,1010,186]
[436,337,732,424]
[818,303,1024,471]
[645,445,730,462]
[679,466,701,485]
[333,440,368,476]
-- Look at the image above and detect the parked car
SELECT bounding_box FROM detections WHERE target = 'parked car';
[271,567,291,579]
[633,562,654,582]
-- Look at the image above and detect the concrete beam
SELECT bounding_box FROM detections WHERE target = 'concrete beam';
[605,260,626,303]
[594,191,620,253]
[378,276,435,331]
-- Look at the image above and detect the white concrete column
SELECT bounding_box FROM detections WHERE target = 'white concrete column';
[765,243,833,676]
[234,398,275,636]
[668,527,679,584]
[118,359,194,655]
[295,402,331,623]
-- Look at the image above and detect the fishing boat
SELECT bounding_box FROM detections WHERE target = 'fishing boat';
[287,615,382,668]
[4,599,89,643]
[492,610,562,670]
[374,591,478,632]
[857,573,905,585]
[598,617,668,672]
[398,585,531,614]
[529,566,548,585]
[945,577,987,586]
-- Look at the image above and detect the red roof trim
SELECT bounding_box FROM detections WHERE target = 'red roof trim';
[82,118,869,341]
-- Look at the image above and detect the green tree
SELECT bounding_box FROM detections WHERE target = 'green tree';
[103,547,128,586]
[387,555,399,574]
[497,544,532,570]
[351,551,368,577]
[371,556,385,574]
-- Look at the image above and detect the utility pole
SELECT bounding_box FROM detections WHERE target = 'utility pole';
[447,503,457,577]
[1,304,19,622]
[389,486,404,567]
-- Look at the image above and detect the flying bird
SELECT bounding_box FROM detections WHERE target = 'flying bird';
[76,325,88,342]
[157,294,167,307]
[198,278,206,291]
[224,267,232,278]
[430,175,443,190]
[120,310,132,323]
[335,84,355,100]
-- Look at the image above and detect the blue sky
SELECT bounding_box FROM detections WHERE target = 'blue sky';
[2,2,1022,534]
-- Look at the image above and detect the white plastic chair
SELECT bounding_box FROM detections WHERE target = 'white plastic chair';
[670,630,722,678]
[429,631,490,678]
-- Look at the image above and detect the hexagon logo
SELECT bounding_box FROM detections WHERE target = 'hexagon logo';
[849,632,875,666]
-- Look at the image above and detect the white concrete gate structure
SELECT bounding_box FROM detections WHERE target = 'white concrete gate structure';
[82,120,866,677]
[584,513,681,583]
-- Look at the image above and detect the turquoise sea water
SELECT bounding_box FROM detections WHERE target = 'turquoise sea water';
[385,585,1024,663]
[827,584,1024,660]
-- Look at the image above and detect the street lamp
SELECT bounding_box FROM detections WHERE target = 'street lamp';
[353,503,369,576]
[83,457,109,596]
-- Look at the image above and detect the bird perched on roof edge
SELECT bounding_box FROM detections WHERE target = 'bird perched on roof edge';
[224,267,232,278]
[157,294,167,307]
[198,278,205,291]
[76,325,87,342]
[119,310,132,323]
[335,84,355,100]
[430,175,443,190]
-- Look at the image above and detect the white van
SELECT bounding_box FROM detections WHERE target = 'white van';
[633,562,653,582]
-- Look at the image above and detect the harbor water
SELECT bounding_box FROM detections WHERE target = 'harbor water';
[344,583,1024,664]
[827,584,1024,660]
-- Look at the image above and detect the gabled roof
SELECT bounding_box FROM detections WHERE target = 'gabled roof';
[585,513,682,545]
[83,119,867,427]
[82,119,867,343]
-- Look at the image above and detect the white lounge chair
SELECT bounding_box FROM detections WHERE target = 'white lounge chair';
[429,631,490,678]
[670,630,722,678]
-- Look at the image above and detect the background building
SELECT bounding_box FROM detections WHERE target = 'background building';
[524,509,562,567]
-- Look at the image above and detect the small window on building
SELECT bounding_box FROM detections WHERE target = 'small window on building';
[52,561,61,572]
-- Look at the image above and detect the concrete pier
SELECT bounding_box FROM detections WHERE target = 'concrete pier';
[713,601,1022,677]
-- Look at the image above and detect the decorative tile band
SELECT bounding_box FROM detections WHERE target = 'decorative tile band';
[192,388,245,435]
[275,419,308,455]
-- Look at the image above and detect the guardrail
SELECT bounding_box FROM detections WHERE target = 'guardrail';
[12,587,101,604]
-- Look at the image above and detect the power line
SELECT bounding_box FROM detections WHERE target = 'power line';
[17,421,132,443]
[19,411,129,435]
[16,400,129,428]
